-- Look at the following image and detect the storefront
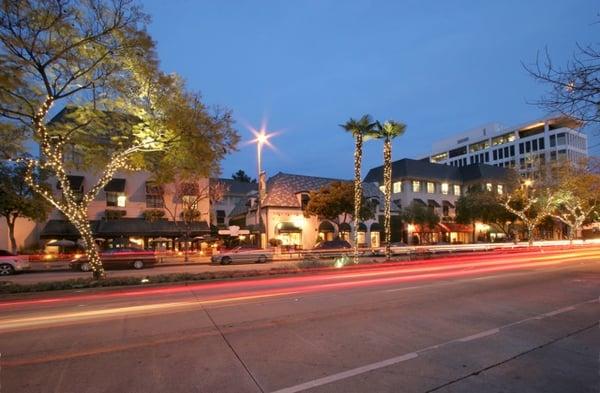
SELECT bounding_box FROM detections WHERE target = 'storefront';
[369,222,381,248]
[275,221,302,247]
[318,221,335,242]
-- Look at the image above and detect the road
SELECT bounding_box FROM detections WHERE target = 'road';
[0,246,598,392]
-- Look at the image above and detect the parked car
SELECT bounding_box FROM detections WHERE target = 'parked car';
[313,240,352,250]
[69,247,158,272]
[0,250,31,275]
[211,246,273,265]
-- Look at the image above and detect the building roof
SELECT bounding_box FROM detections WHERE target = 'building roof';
[364,158,512,184]
[211,178,257,195]
[261,172,385,209]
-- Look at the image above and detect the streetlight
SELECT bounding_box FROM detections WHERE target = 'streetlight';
[248,124,277,248]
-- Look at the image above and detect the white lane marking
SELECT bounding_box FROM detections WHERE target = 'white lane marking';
[269,298,598,393]
[270,353,418,393]
[458,328,500,342]
[544,306,576,317]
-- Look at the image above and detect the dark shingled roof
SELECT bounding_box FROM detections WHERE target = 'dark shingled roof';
[364,158,513,184]
[261,172,386,209]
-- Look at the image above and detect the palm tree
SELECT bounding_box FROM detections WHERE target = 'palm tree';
[374,120,407,260]
[340,114,376,263]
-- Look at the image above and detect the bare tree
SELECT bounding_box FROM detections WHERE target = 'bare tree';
[525,24,600,128]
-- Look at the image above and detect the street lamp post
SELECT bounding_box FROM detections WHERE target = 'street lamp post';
[250,127,275,249]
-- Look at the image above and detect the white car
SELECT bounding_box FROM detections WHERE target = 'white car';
[0,250,31,275]
[211,246,274,265]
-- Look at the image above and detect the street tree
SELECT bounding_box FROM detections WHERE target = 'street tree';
[305,181,375,229]
[159,179,228,261]
[455,186,516,241]
[401,201,440,244]
[547,159,600,243]
[501,180,556,246]
[340,115,376,262]
[231,169,256,183]
[0,0,238,279]
[373,120,406,259]
[0,161,51,253]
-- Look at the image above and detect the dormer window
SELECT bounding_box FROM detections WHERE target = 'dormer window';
[300,193,310,210]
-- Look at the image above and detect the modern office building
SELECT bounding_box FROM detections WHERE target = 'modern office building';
[424,115,587,174]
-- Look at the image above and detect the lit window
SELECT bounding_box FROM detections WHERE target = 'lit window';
[441,183,449,195]
[453,185,461,196]
[412,181,421,193]
[427,182,435,194]
[393,181,402,193]
[379,185,385,193]
[486,183,493,192]
[106,192,126,207]
[497,185,504,195]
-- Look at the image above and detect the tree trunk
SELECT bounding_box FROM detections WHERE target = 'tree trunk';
[384,138,392,260]
[7,216,17,254]
[527,225,534,246]
[353,134,363,263]
[567,225,574,245]
[73,217,105,280]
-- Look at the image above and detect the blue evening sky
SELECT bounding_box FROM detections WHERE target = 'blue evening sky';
[142,0,599,180]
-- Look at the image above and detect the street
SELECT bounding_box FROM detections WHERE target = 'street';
[0,246,598,392]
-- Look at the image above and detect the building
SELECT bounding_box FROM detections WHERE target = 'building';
[209,178,257,228]
[228,172,391,250]
[364,158,512,244]
[40,171,211,251]
[424,115,587,175]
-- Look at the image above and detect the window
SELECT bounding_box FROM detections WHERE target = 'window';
[442,205,449,217]
[550,134,556,147]
[300,193,310,210]
[449,146,467,158]
[216,210,226,225]
[486,183,492,192]
[469,140,490,152]
[497,185,503,195]
[510,145,515,156]
[493,150,498,160]
[145,182,164,208]
[491,132,516,146]
[441,183,449,195]
[393,181,402,193]
[470,156,474,164]
[431,152,448,163]
[427,182,435,194]
[412,181,421,193]
[532,139,538,151]
[525,141,531,153]
[519,143,524,154]
[182,195,198,210]
[107,192,126,207]
[379,185,385,193]
[453,185,461,196]
[539,138,545,150]
[557,133,566,145]
[498,149,503,159]
[485,152,489,162]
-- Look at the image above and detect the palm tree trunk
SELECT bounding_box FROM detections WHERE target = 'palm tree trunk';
[384,138,392,260]
[353,134,363,263]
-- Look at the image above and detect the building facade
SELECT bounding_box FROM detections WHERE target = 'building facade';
[40,171,211,251]
[228,172,391,250]
[424,116,587,175]
[364,159,512,244]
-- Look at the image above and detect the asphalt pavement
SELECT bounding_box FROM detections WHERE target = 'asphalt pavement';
[0,246,598,392]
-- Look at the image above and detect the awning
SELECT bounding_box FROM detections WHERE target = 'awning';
[40,220,83,239]
[276,222,302,233]
[442,200,455,208]
[318,221,335,232]
[56,175,84,191]
[439,223,473,232]
[370,222,382,231]
[427,199,441,208]
[413,198,426,206]
[357,222,367,232]
[104,178,126,192]
[339,222,351,232]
